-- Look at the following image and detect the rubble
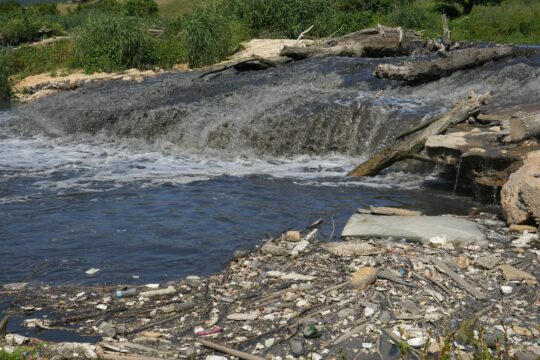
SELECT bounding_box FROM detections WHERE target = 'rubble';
[0,211,539,359]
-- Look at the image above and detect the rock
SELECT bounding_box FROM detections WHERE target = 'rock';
[289,338,305,356]
[290,239,310,256]
[475,256,503,270]
[399,300,422,315]
[281,292,298,302]
[456,255,470,270]
[351,267,377,290]
[427,341,440,354]
[285,230,302,242]
[264,337,275,347]
[337,308,354,319]
[513,325,533,337]
[176,301,196,311]
[206,356,227,360]
[321,241,383,256]
[342,214,486,246]
[509,224,537,233]
[227,312,258,321]
[499,264,538,285]
[380,310,392,324]
[280,272,316,281]
[5,334,28,346]
[2,283,27,291]
[501,151,540,225]
[139,286,176,298]
[302,324,321,339]
[500,285,513,294]
[262,242,288,256]
[407,337,427,348]
[369,206,422,216]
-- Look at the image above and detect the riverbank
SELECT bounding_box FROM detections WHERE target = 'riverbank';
[1,209,539,359]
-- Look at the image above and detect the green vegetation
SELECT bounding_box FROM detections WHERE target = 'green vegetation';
[0,0,539,100]
[0,50,12,100]
[0,348,27,360]
[72,16,156,72]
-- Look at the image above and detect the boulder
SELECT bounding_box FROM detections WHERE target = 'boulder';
[501,151,540,225]
[342,214,486,246]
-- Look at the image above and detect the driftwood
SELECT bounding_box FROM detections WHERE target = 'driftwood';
[199,339,266,360]
[502,111,540,143]
[431,258,487,300]
[281,26,424,60]
[198,56,281,79]
[348,92,490,177]
[374,46,515,81]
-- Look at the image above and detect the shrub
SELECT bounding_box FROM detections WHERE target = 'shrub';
[0,0,23,15]
[0,50,12,100]
[30,3,60,16]
[387,3,439,31]
[0,15,43,45]
[72,16,156,72]
[76,0,125,15]
[125,0,159,17]
[184,7,239,67]
[220,0,344,38]
[10,39,73,78]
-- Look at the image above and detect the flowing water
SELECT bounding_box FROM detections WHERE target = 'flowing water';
[1,54,540,286]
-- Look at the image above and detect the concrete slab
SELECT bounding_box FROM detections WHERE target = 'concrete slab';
[342,214,486,247]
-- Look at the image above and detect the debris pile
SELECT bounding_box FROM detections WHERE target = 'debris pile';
[1,209,539,359]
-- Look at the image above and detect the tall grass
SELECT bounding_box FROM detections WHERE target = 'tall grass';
[0,50,12,99]
[9,39,73,78]
[184,7,246,67]
[451,0,540,44]
[72,16,156,72]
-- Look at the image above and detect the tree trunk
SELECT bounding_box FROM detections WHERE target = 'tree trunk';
[374,46,515,81]
[348,92,491,177]
[280,27,424,60]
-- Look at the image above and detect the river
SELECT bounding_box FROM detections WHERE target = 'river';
[1,54,539,285]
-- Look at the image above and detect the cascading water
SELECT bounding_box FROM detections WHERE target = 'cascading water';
[1,54,539,285]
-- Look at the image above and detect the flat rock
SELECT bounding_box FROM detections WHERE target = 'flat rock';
[342,214,486,246]
[499,264,538,285]
[321,241,383,256]
[475,256,503,270]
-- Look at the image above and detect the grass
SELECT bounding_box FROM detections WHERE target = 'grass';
[0,50,12,99]
[9,39,73,78]
[451,0,540,44]
[155,0,216,17]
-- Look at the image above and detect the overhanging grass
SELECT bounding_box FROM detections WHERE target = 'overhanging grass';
[0,50,12,99]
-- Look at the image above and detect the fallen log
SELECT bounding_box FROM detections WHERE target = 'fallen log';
[374,46,515,81]
[281,26,423,60]
[502,111,540,143]
[348,92,490,177]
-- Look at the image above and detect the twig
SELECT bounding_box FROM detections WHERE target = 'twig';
[431,258,487,300]
[96,345,170,360]
[296,25,314,44]
[199,339,266,360]
[332,321,369,346]
[198,56,277,79]
[328,216,335,241]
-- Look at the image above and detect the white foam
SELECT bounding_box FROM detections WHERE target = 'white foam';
[0,129,423,203]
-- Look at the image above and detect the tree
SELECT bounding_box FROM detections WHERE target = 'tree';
[436,0,501,15]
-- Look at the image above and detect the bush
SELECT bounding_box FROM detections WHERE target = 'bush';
[221,0,345,38]
[184,7,241,67]
[0,51,12,100]
[10,39,73,78]
[30,3,60,16]
[0,0,23,15]
[125,0,159,17]
[451,0,540,44]
[76,0,125,15]
[387,3,439,31]
[0,15,43,45]
[72,16,156,72]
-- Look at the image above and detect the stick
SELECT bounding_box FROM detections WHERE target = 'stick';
[332,321,369,346]
[431,258,487,300]
[328,216,335,241]
[198,56,278,79]
[296,25,314,44]
[96,345,170,360]
[199,339,266,360]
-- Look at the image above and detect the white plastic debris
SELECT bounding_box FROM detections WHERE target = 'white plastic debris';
[85,268,100,275]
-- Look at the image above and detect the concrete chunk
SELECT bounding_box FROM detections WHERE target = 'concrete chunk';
[342,214,486,246]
